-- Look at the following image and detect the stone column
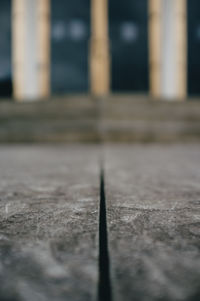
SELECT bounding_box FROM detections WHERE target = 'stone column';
[90,0,110,96]
[149,0,162,98]
[149,0,187,100]
[12,0,50,101]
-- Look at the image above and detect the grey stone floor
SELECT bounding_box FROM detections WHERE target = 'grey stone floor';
[0,145,99,301]
[0,144,200,301]
[104,144,200,301]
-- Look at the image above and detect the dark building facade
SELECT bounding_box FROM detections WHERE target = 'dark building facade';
[0,0,200,97]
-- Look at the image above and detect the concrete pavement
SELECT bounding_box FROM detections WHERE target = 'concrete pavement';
[0,144,200,300]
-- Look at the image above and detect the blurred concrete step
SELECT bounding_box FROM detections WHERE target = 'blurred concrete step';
[1,95,200,142]
[99,95,200,142]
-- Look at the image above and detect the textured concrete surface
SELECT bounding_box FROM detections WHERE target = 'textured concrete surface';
[1,144,200,301]
[1,95,200,142]
[0,145,99,301]
[105,144,200,301]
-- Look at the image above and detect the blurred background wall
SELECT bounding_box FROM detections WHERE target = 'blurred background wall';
[109,0,148,92]
[0,0,12,97]
[51,0,90,94]
[188,0,200,95]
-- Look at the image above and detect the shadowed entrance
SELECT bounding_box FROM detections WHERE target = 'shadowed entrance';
[109,0,149,92]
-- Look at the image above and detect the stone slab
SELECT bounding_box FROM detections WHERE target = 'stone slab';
[104,144,200,301]
[0,145,99,301]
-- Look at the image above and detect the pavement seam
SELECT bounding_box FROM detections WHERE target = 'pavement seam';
[98,167,112,301]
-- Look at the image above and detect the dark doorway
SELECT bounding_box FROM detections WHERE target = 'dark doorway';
[51,0,90,94]
[109,0,149,92]
[188,0,200,96]
[0,0,12,98]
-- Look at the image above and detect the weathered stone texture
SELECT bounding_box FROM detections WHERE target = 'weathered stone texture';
[105,144,200,301]
[0,146,99,301]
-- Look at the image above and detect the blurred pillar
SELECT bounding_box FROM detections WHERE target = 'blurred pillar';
[90,0,110,96]
[12,0,50,101]
[149,0,162,98]
[149,0,187,100]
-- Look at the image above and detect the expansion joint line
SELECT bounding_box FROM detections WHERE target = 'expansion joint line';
[98,168,112,301]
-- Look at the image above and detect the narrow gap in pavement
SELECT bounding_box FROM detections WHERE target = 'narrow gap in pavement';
[98,168,112,301]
